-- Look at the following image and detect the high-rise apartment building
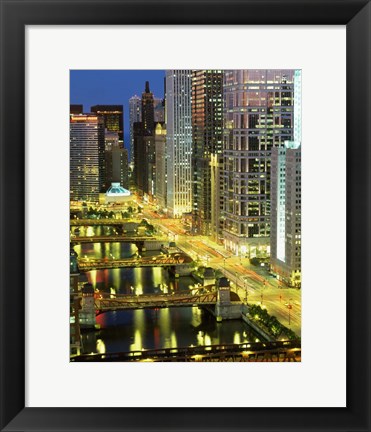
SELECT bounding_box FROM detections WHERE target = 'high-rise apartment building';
[222,70,295,257]
[270,70,301,287]
[91,105,124,147]
[70,114,105,202]
[191,70,223,235]
[165,70,193,217]
[129,95,142,163]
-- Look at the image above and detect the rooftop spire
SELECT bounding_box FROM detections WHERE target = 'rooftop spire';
[145,81,150,93]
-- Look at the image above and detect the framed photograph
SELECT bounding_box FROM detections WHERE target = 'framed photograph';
[1,0,370,431]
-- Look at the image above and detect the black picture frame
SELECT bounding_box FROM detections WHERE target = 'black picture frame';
[1,0,370,431]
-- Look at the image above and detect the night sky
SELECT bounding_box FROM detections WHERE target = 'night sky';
[70,70,166,150]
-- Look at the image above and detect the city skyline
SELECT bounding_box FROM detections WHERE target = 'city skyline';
[70,69,302,362]
[70,70,166,154]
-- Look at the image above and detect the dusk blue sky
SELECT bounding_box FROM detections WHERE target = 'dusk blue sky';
[70,70,165,150]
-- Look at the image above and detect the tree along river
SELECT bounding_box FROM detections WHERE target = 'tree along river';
[74,237,262,355]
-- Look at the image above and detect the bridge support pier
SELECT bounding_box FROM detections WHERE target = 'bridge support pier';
[168,263,193,278]
[80,283,99,329]
[135,241,145,255]
[215,277,242,322]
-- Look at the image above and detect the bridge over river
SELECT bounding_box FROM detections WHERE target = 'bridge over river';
[70,218,142,226]
[71,235,167,244]
[94,288,219,314]
[78,253,192,271]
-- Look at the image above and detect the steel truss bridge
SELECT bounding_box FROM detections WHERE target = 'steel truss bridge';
[71,340,301,362]
[94,289,219,314]
[71,235,167,244]
[78,254,192,271]
[70,218,142,226]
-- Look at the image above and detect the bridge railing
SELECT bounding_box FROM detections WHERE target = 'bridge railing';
[72,235,168,243]
[94,289,218,311]
[70,218,143,226]
[77,255,191,271]
[71,339,301,362]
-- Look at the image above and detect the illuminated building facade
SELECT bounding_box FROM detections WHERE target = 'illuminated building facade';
[104,130,118,189]
[104,130,129,191]
[129,95,141,162]
[154,122,167,208]
[132,83,157,198]
[191,70,223,235]
[91,105,124,147]
[270,143,301,287]
[222,69,295,257]
[133,122,146,194]
[70,114,105,202]
[210,153,224,243]
[145,135,156,199]
[118,147,129,190]
[166,70,193,217]
[270,70,301,287]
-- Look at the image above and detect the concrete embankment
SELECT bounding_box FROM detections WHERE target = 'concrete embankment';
[241,305,274,342]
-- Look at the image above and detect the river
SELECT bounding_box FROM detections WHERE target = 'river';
[74,240,262,355]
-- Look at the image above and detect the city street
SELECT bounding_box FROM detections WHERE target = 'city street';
[141,203,302,336]
[71,199,301,337]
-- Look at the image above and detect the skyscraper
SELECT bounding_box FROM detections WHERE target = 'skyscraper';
[154,122,167,209]
[222,70,295,257]
[270,142,301,287]
[129,95,142,163]
[270,70,301,286]
[191,70,223,235]
[91,105,124,147]
[132,82,157,198]
[113,147,129,190]
[104,130,129,190]
[70,114,105,202]
[141,81,155,136]
[165,70,193,217]
[133,122,146,194]
[210,153,224,243]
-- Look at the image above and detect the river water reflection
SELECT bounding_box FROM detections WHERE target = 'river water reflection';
[75,242,261,355]
[82,307,261,354]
